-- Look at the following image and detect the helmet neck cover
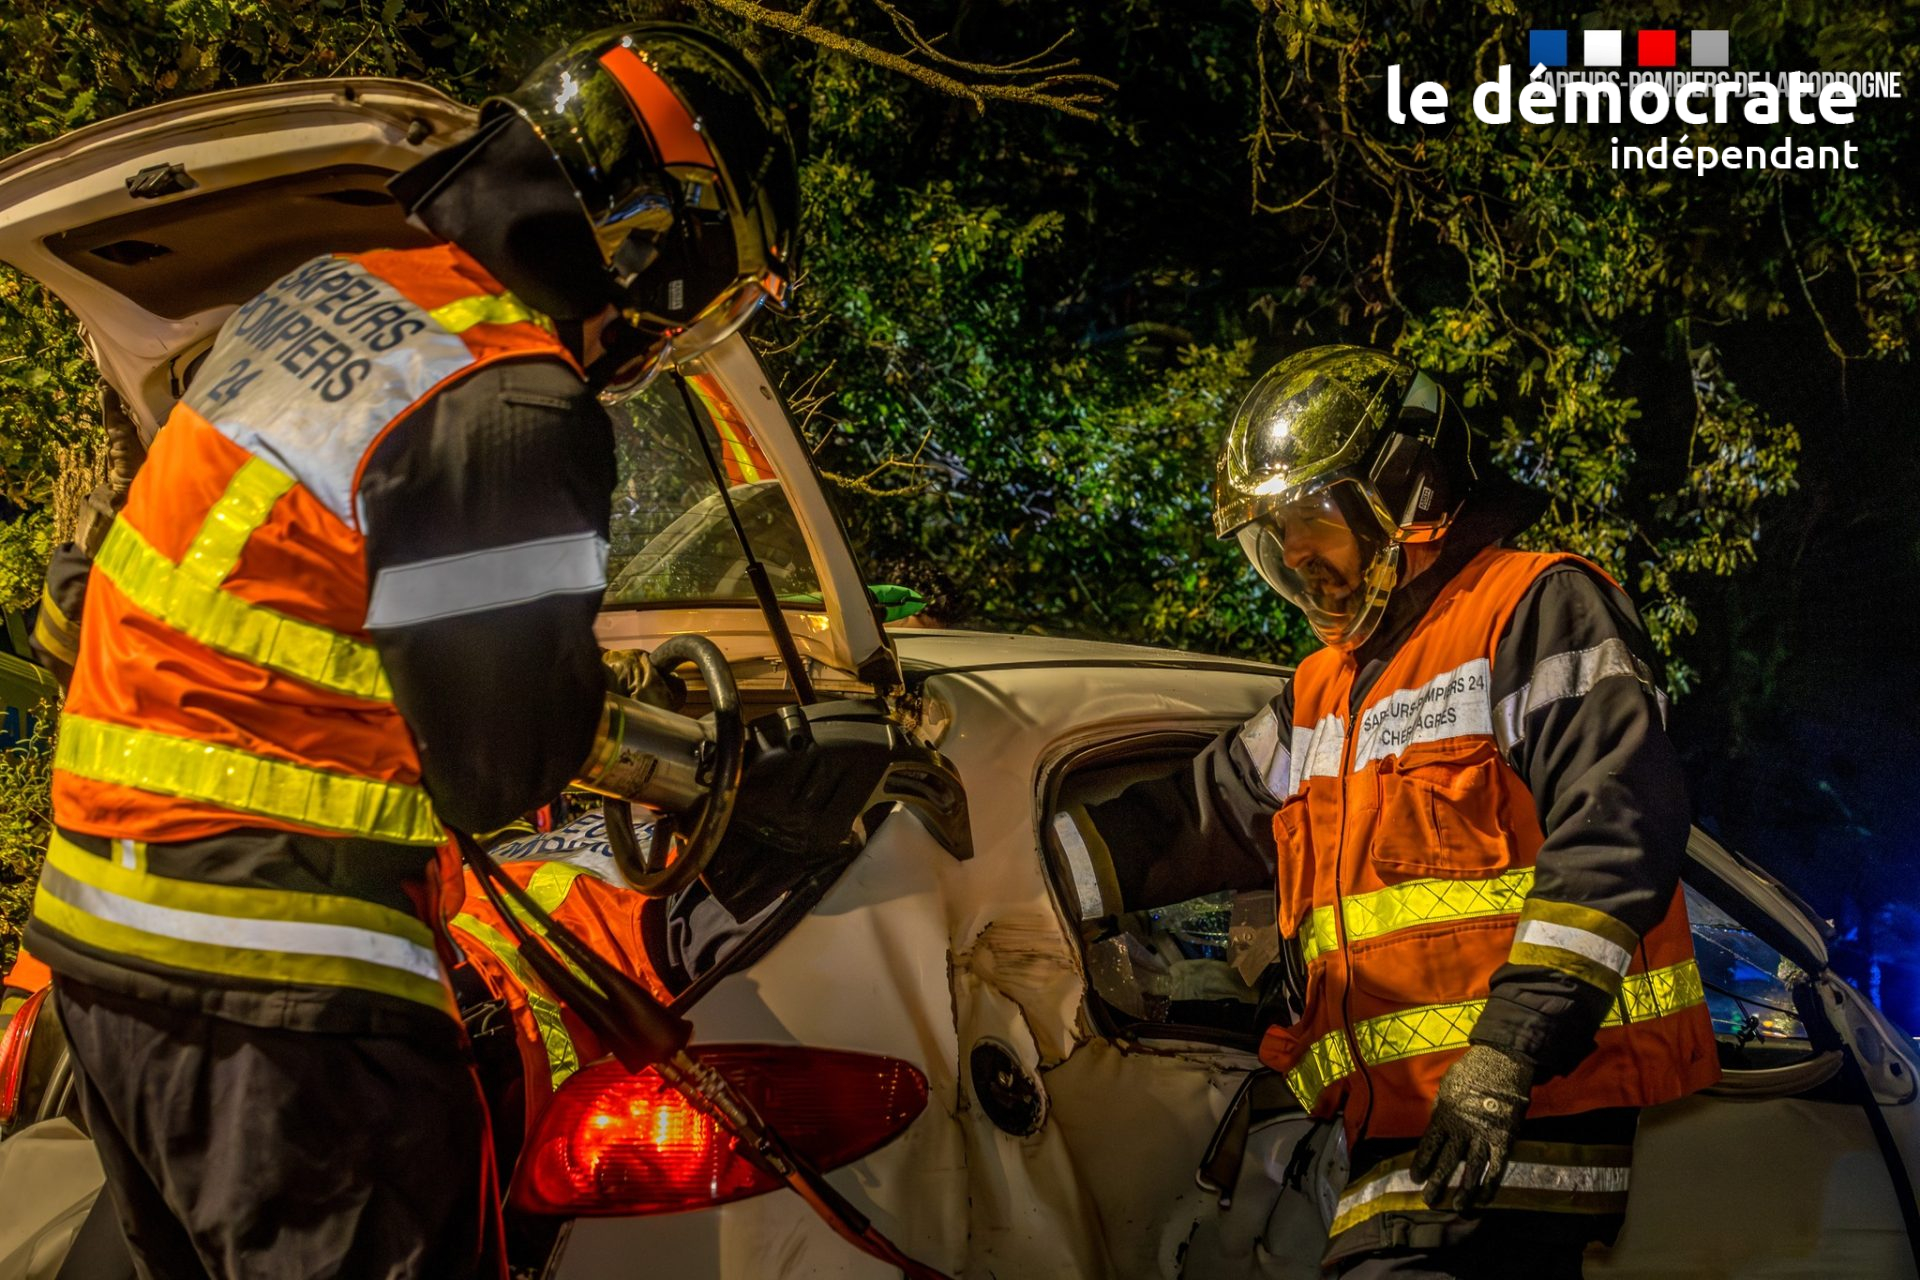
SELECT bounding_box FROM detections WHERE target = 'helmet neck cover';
[388,114,618,325]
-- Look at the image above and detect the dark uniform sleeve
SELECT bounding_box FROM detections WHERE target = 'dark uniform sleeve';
[1467,565,1692,1078]
[1085,683,1292,911]
[28,543,93,686]
[358,357,616,835]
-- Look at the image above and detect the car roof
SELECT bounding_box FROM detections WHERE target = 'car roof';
[894,628,1286,680]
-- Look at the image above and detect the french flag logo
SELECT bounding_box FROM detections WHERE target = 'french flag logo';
[1527,29,1729,68]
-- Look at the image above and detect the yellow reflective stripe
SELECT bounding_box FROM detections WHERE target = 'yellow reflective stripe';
[95,519,391,700]
[1346,868,1535,945]
[1299,906,1340,967]
[1611,956,1705,1022]
[492,863,596,991]
[525,861,590,913]
[1299,868,1536,967]
[428,292,550,335]
[1329,1144,1632,1238]
[1285,1029,1357,1110]
[1354,997,1483,1067]
[55,715,442,845]
[31,878,454,1015]
[452,913,580,1089]
[718,429,766,482]
[180,458,295,587]
[1283,960,1706,1105]
[33,586,79,666]
[45,832,434,947]
[1349,960,1707,1068]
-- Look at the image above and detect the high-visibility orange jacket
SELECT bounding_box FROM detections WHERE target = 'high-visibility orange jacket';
[448,860,668,1132]
[28,245,590,1029]
[1259,546,1719,1148]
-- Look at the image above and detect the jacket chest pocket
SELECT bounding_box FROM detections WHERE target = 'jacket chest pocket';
[1368,740,1519,880]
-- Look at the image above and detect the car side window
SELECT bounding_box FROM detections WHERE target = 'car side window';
[1045,734,1277,1043]
[1083,890,1272,1031]
[1687,883,1815,1065]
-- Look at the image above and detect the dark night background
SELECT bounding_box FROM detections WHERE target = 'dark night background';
[1674,337,1920,1029]
[1,0,1917,1030]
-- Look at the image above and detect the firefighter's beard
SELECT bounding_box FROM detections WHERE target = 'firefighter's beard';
[1293,539,1399,649]
[1297,556,1359,603]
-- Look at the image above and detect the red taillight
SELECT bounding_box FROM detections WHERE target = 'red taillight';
[0,986,51,1126]
[510,1044,928,1217]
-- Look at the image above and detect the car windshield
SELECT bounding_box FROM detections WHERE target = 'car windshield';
[602,374,821,609]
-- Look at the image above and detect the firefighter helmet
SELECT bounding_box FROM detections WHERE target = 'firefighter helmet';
[1214,346,1477,648]
[487,23,799,390]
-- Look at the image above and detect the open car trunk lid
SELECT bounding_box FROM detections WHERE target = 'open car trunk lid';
[0,78,471,437]
[0,77,895,686]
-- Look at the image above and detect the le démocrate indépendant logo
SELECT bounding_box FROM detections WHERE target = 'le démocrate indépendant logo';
[1385,27,1903,175]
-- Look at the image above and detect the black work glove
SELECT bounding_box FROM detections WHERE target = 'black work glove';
[1410,1043,1535,1209]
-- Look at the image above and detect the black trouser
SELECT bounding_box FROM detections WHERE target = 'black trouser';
[56,977,504,1280]
[1327,1109,1637,1279]
[1333,1214,1591,1278]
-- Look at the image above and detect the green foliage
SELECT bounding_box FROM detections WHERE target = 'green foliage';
[1247,0,1915,684]
[0,0,1914,959]
[764,1,1312,653]
[0,711,51,973]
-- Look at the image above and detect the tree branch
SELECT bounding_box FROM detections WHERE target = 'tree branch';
[700,0,1114,119]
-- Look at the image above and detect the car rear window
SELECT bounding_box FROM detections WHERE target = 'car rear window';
[602,375,821,609]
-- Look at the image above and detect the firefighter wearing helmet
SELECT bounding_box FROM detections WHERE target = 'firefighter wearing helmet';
[25,25,795,1277]
[1081,346,1719,1277]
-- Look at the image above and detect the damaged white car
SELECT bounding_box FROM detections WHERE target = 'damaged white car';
[2,78,1919,1280]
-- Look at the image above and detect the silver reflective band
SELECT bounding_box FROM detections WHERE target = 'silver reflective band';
[1514,918,1633,977]
[1289,712,1347,795]
[39,865,445,982]
[1336,1159,1632,1220]
[366,531,609,628]
[1494,638,1659,752]
[1236,705,1290,802]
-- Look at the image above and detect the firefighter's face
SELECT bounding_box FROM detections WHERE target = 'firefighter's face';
[1236,480,1401,648]
[1274,491,1363,601]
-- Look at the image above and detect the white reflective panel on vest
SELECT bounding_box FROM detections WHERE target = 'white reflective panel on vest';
[1289,712,1347,794]
[186,255,476,529]
[1349,657,1494,771]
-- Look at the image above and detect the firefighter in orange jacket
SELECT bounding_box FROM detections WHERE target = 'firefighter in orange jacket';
[23,25,796,1278]
[1090,347,1718,1278]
